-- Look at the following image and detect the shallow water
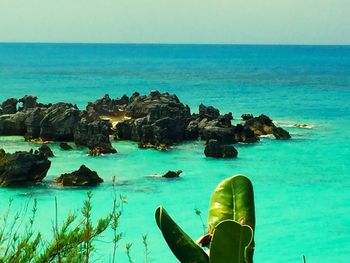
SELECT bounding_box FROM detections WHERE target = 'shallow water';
[0,44,350,262]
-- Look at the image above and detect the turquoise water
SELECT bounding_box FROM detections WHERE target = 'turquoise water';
[0,44,350,262]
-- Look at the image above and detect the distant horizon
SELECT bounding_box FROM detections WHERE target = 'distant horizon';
[1,1,349,45]
[0,41,349,46]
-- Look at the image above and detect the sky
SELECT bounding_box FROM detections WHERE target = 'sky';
[0,0,349,44]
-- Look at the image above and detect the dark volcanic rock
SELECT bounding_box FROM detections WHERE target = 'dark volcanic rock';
[116,91,191,148]
[54,165,103,186]
[59,142,73,150]
[74,119,116,155]
[232,124,259,143]
[40,103,81,141]
[19,95,37,111]
[241,114,253,121]
[244,114,275,135]
[185,119,200,140]
[244,114,290,139]
[199,104,220,120]
[38,144,54,158]
[115,120,133,140]
[218,113,233,127]
[1,98,18,114]
[0,149,51,187]
[162,170,182,178]
[0,112,27,135]
[185,105,233,142]
[24,108,47,140]
[86,94,129,116]
[273,127,291,140]
[204,139,238,158]
[202,125,235,144]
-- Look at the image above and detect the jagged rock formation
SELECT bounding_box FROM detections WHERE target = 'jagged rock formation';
[0,91,291,158]
[0,97,116,155]
[244,114,291,139]
[74,119,116,155]
[38,144,54,158]
[0,149,51,187]
[115,91,191,148]
[204,139,238,158]
[54,165,103,186]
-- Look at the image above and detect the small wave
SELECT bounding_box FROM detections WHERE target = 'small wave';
[274,121,314,129]
[259,134,275,139]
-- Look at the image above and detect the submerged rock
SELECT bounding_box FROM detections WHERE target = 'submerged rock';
[54,165,103,186]
[204,139,238,158]
[162,170,182,178]
[38,144,54,158]
[0,149,51,187]
[59,142,73,150]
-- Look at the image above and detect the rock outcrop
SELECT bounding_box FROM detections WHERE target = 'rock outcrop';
[232,124,259,143]
[24,108,47,140]
[54,165,103,186]
[0,149,51,187]
[74,119,116,155]
[86,94,129,116]
[0,93,291,158]
[198,104,220,120]
[40,103,81,141]
[19,95,38,111]
[1,98,18,115]
[241,113,253,121]
[0,112,27,135]
[38,144,54,158]
[244,114,291,139]
[116,91,191,148]
[204,139,238,158]
[162,170,182,178]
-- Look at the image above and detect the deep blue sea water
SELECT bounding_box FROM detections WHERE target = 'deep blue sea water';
[0,43,350,262]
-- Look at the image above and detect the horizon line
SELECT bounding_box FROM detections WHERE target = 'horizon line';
[0,41,349,47]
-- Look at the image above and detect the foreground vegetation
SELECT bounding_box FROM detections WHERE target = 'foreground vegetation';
[0,186,127,263]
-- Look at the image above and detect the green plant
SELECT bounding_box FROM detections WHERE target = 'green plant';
[210,220,253,263]
[0,190,125,263]
[155,174,256,263]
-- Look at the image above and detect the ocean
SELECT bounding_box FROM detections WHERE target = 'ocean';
[0,43,349,262]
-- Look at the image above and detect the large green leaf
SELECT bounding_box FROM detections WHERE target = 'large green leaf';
[207,175,255,262]
[155,206,209,263]
[209,220,253,263]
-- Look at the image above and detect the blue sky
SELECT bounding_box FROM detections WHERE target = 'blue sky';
[0,0,349,44]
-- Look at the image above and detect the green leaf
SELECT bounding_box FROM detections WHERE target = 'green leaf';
[207,175,255,262]
[155,206,209,263]
[209,220,253,263]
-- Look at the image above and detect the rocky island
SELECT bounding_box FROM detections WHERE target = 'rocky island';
[0,91,290,187]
